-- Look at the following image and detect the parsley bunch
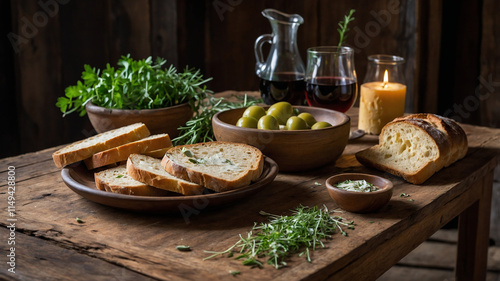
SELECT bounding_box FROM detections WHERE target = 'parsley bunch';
[56,54,212,117]
[204,205,354,269]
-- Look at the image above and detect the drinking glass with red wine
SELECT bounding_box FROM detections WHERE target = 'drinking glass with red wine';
[305,46,358,113]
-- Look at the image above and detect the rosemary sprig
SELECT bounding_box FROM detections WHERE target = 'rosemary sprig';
[337,9,356,48]
[172,94,261,146]
[204,205,354,269]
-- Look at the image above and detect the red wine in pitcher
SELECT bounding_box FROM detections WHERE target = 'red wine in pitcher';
[259,72,306,105]
[305,77,357,112]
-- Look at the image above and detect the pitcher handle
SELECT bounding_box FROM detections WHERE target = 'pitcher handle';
[254,34,273,77]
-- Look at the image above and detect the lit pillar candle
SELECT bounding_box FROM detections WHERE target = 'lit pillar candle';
[358,70,406,134]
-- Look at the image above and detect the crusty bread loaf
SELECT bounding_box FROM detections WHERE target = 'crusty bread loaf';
[53,123,150,168]
[126,154,204,195]
[83,134,172,169]
[355,114,468,184]
[94,165,172,196]
[161,142,264,192]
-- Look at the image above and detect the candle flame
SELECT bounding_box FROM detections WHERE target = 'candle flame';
[383,70,389,88]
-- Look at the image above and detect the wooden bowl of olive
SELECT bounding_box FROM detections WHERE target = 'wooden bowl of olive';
[212,103,350,172]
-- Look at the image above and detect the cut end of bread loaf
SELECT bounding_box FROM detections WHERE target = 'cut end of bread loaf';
[161,141,264,192]
[356,114,468,184]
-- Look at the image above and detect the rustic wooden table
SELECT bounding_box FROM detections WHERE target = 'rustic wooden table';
[1,99,499,281]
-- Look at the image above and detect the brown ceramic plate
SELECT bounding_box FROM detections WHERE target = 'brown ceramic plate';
[61,156,278,213]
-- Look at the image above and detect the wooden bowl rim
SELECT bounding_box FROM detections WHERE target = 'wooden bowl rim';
[213,106,351,133]
[85,101,192,114]
[325,173,394,195]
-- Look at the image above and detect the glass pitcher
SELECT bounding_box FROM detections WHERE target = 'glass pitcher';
[254,9,306,105]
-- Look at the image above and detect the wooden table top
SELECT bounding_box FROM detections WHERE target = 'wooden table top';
[1,96,499,280]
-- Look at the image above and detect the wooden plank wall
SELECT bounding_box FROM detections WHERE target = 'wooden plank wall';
[480,0,500,128]
[2,0,498,159]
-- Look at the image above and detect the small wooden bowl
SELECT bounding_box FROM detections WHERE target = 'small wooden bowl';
[325,173,393,213]
[85,102,193,137]
[212,106,350,172]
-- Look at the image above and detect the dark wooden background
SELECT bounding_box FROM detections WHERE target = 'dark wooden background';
[2,0,499,159]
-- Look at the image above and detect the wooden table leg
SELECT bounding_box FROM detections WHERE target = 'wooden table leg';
[455,170,493,281]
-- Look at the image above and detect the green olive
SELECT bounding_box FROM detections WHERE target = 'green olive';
[285,116,308,130]
[311,121,332,129]
[236,116,258,128]
[242,105,266,120]
[257,115,279,130]
[267,101,293,125]
[297,112,317,128]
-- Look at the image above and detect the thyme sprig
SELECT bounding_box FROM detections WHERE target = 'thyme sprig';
[204,205,354,269]
[337,9,356,48]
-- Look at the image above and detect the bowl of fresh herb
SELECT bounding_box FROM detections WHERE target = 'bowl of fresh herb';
[56,54,212,137]
[325,173,393,213]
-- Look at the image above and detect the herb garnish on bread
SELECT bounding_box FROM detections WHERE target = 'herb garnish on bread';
[161,142,264,192]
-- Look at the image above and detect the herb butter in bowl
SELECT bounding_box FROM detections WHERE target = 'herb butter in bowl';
[325,173,393,213]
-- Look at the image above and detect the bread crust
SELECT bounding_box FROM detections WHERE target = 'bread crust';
[52,123,150,168]
[84,134,172,169]
[161,142,264,192]
[94,165,172,196]
[126,155,203,195]
[356,114,468,184]
[394,114,468,166]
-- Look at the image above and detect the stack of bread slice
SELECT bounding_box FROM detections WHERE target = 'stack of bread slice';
[53,123,264,196]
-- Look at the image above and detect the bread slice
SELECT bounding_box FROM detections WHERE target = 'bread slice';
[161,142,264,192]
[84,134,172,169]
[355,114,468,184]
[94,165,172,196]
[53,123,150,168]
[126,154,204,195]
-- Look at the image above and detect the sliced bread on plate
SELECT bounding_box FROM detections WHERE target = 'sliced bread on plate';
[161,141,264,192]
[53,123,150,168]
[94,165,172,196]
[127,154,204,195]
[355,114,468,184]
[84,134,172,169]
